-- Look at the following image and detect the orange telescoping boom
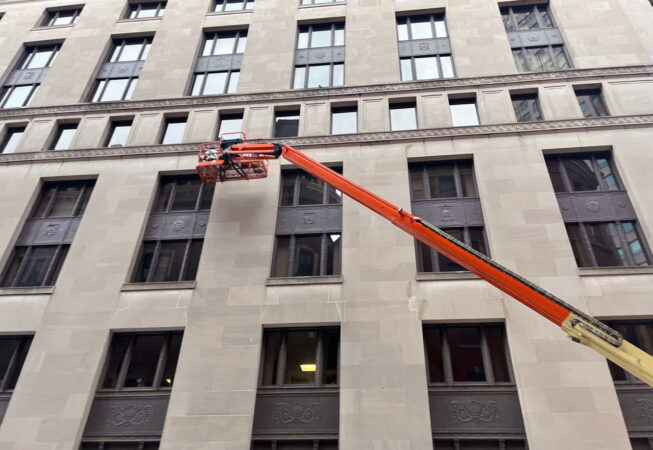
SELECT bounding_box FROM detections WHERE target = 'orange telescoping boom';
[197,136,653,387]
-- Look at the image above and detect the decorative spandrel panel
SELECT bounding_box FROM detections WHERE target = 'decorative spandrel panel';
[275,206,342,235]
[429,390,525,434]
[83,394,170,437]
[16,217,81,246]
[556,191,636,223]
[252,392,339,435]
[411,198,485,228]
[616,388,653,433]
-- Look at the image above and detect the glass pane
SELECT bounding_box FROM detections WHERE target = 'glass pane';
[91,80,106,102]
[332,63,344,86]
[3,86,34,108]
[400,58,413,81]
[77,184,94,216]
[2,128,25,154]
[33,186,56,217]
[501,10,515,32]
[183,240,203,281]
[397,23,409,41]
[284,330,318,384]
[416,240,433,272]
[327,178,342,204]
[102,334,131,389]
[414,56,438,80]
[333,28,344,46]
[202,38,214,56]
[565,224,592,267]
[214,36,236,55]
[323,329,339,384]
[1,247,27,287]
[292,235,322,276]
[26,48,54,69]
[298,172,324,205]
[440,56,454,78]
[390,104,417,131]
[595,157,618,190]
[50,183,83,216]
[281,174,295,206]
[459,163,476,197]
[310,28,332,48]
[307,65,330,88]
[434,20,447,38]
[200,183,215,210]
[513,6,539,30]
[623,222,649,266]
[99,78,129,102]
[161,119,187,144]
[262,330,282,385]
[46,245,68,286]
[152,240,187,281]
[331,109,357,134]
[133,241,156,282]
[512,95,542,122]
[410,19,433,39]
[539,6,553,27]
[53,11,76,26]
[274,111,300,137]
[0,338,19,387]
[433,440,456,450]
[428,164,457,198]
[546,159,566,192]
[552,46,570,69]
[423,328,445,382]
[203,72,228,95]
[437,229,465,272]
[225,0,245,10]
[587,223,626,267]
[235,35,247,53]
[171,178,201,211]
[486,326,510,382]
[107,122,132,147]
[409,166,424,200]
[297,31,309,49]
[450,102,479,127]
[118,42,144,61]
[563,157,599,191]
[469,228,487,255]
[123,334,166,388]
[160,333,182,387]
[17,246,57,287]
[273,236,291,277]
[524,47,555,72]
[326,233,341,275]
[191,74,205,96]
[155,180,174,212]
[293,66,306,89]
[512,49,529,72]
[577,91,608,118]
[218,115,243,136]
[447,326,486,382]
[136,4,158,18]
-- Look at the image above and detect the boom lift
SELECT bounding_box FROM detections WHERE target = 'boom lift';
[196,135,653,387]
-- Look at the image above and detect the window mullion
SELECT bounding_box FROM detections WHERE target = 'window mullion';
[43,244,63,286]
[591,156,608,191]
[614,222,635,266]
[315,329,324,385]
[277,332,287,385]
[441,327,454,384]
[152,334,169,389]
[453,164,463,198]
[578,223,599,267]
[72,184,87,216]
[146,240,162,282]
[11,246,34,288]
[422,166,430,199]
[44,185,59,217]
[177,239,193,281]
[558,158,574,193]
[195,183,205,211]
[287,235,296,276]
[320,234,327,276]
[116,336,135,389]
[480,326,495,384]
[166,182,178,212]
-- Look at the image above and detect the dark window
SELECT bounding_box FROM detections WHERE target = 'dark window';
[575,88,609,118]
[100,331,183,390]
[433,439,527,449]
[90,37,151,102]
[126,1,166,19]
[0,335,32,392]
[105,120,132,147]
[501,4,552,32]
[50,123,78,150]
[217,113,243,137]
[390,102,417,131]
[260,328,339,386]
[1,180,95,288]
[293,24,344,89]
[42,8,82,26]
[131,175,214,283]
[161,117,187,144]
[274,110,300,137]
[1,126,25,154]
[511,93,543,122]
[81,442,159,450]
[424,324,512,385]
[546,153,652,267]
[272,169,342,278]
[0,44,60,108]
[449,97,479,127]
[191,31,246,96]
[252,441,337,449]
[331,106,356,134]
[213,0,253,11]
[397,15,454,80]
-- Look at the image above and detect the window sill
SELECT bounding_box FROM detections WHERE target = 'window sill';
[121,281,196,291]
[206,9,253,16]
[115,17,163,24]
[266,275,343,286]
[577,266,653,277]
[0,286,55,296]
[31,24,75,31]
[416,272,479,281]
[298,1,346,8]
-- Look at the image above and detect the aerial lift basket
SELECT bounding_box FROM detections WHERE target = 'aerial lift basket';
[196,134,269,183]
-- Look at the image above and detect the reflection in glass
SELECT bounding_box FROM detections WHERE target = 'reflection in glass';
[447,327,486,382]
[390,104,417,131]
[218,114,243,136]
[284,330,317,384]
[450,101,479,127]
[307,65,330,88]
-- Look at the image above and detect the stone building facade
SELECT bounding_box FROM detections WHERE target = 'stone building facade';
[0,0,652,448]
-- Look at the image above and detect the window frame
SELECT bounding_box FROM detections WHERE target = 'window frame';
[449,97,480,127]
[396,14,454,81]
[258,327,340,388]
[546,153,622,193]
[160,116,188,145]
[500,4,554,32]
[125,1,166,19]
[293,23,345,89]
[0,335,33,392]
[330,106,357,134]
[41,7,82,27]
[575,88,610,118]
[49,122,78,150]
[273,109,301,138]
[0,126,26,153]
[423,323,515,386]
[511,92,544,122]
[105,119,133,147]
[212,0,254,12]
[389,102,418,131]
[98,331,183,392]
[409,160,479,201]
[511,45,571,72]
[190,30,246,96]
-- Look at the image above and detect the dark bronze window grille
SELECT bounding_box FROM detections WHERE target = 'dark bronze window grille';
[575,88,610,118]
[252,440,337,449]
[105,120,133,147]
[501,4,553,32]
[274,110,300,138]
[433,438,527,449]
[511,93,543,122]
[50,123,78,150]
[42,8,82,26]
[293,24,344,89]
[331,106,357,135]
[0,44,60,108]
[1,126,25,154]
[191,31,246,96]
[390,102,417,131]
[126,1,166,19]
[81,442,159,450]
[396,14,454,81]
[1,180,95,288]
[0,335,32,392]
[213,0,254,12]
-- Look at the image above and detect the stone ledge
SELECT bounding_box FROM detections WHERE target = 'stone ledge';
[416,271,479,281]
[0,286,55,295]
[577,266,653,277]
[121,281,197,291]
[265,275,343,286]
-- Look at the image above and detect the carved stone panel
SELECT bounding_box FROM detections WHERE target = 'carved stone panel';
[3,68,48,87]
[556,191,636,223]
[398,39,451,58]
[429,390,525,434]
[0,395,9,424]
[195,54,243,73]
[252,392,339,435]
[411,198,485,228]
[616,388,653,432]
[143,211,210,240]
[507,29,564,49]
[16,217,81,246]
[97,61,144,80]
[275,205,342,235]
[295,47,345,66]
[83,394,170,437]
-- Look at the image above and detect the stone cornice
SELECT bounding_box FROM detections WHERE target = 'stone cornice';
[0,65,651,120]
[2,114,652,165]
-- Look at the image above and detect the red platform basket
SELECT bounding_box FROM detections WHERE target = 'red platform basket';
[196,140,269,183]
